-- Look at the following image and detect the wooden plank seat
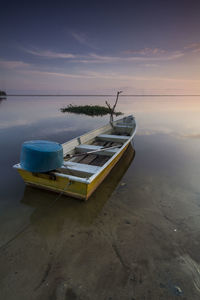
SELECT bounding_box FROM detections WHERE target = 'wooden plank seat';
[76,144,102,152]
[75,144,120,156]
[96,134,130,143]
[114,124,133,129]
[58,161,101,177]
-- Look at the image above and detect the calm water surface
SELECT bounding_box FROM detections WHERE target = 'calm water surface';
[1,96,200,299]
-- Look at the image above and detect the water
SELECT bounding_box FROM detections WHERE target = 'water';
[1,96,200,299]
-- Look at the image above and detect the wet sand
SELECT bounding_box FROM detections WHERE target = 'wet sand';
[1,145,200,300]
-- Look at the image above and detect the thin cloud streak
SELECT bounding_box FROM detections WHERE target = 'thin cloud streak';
[24,41,200,64]
[21,69,200,83]
[1,57,199,86]
[24,48,184,63]
[124,47,167,55]
[184,43,200,53]
[0,60,30,69]
[21,69,94,79]
[71,51,184,63]
[25,49,76,59]
[192,48,200,53]
[143,64,159,67]
[184,43,200,49]
[69,30,99,50]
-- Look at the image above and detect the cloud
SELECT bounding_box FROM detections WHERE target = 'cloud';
[20,69,200,84]
[124,50,184,61]
[184,43,200,49]
[143,64,159,67]
[21,69,95,79]
[192,48,200,53]
[24,49,76,59]
[69,30,99,49]
[184,43,200,53]
[124,47,167,55]
[70,51,184,64]
[179,133,200,139]
[24,46,184,64]
[0,60,30,69]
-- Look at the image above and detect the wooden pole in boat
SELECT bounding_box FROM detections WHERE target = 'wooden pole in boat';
[65,144,121,158]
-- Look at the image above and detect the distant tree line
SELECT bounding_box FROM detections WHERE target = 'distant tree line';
[0,90,7,97]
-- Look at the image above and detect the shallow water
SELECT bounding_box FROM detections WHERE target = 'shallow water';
[1,96,200,299]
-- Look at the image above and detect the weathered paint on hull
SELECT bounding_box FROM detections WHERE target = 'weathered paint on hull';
[17,142,131,200]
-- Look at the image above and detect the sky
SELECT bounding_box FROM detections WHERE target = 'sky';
[0,0,200,94]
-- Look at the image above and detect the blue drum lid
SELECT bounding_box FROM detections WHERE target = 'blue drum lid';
[20,140,63,173]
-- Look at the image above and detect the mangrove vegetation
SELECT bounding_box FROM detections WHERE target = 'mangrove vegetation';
[0,90,6,97]
[61,91,123,120]
[61,104,122,117]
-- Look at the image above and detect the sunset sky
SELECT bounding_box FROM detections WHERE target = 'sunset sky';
[1,0,200,94]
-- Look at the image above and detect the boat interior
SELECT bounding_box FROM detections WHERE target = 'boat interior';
[56,117,135,179]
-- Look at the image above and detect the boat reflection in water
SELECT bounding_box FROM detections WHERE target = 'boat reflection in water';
[21,145,135,234]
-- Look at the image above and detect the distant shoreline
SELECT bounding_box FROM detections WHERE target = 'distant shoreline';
[2,94,200,97]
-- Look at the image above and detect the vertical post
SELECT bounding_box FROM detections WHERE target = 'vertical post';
[105,91,122,126]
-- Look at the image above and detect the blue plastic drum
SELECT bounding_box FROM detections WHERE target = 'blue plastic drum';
[20,140,63,172]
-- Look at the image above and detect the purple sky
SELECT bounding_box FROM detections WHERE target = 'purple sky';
[0,0,200,94]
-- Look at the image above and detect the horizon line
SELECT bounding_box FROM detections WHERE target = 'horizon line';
[2,94,200,97]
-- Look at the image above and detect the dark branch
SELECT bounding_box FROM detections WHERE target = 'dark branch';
[112,91,122,114]
[105,91,123,125]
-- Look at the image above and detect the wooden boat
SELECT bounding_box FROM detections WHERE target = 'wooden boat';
[14,115,136,200]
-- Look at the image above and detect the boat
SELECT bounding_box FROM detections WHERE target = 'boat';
[13,115,136,200]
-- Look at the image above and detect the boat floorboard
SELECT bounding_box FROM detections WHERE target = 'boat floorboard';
[78,154,97,165]
[68,154,86,163]
[90,155,110,166]
[92,140,108,146]
[62,138,125,169]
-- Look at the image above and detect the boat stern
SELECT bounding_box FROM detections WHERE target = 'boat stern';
[13,164,88,200]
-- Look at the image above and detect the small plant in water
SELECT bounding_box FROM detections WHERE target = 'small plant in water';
[61,91,123,123]
[61,104,122,117]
